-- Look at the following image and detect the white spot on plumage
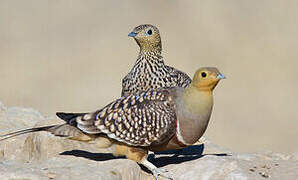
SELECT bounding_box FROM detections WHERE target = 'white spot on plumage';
[76,116,82,122]
[98,125,105,130]
[110,124,116,132]
[118,124,123,131]
[129,126,133,133]
[127,114,133,122]
[131,99,136,105]
[142,121,147,127]
[123,103,128,110]
[134,122,138,129]
[124,121,130,129]
[104,119,110,126]
[108,133,116,139]
[113,113,118,120]
[99,109,106,119]
[107,113,113,121]
[148,132,152,138]
[138,119,142,125]
[83,114,92,120]
[116,117,122,124]
[145,139,150,144]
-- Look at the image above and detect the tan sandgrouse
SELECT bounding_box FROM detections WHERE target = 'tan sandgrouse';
[122,24,191,96]
[0,67,225,180]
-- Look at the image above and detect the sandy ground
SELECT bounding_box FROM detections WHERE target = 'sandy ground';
[0,0,297,153]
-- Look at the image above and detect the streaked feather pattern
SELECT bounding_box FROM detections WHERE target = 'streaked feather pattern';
[75,89,177,146]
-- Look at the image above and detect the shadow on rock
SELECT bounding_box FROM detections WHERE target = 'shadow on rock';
[60,144,229,169]
[60,150,124,161]
[148,144,230,168]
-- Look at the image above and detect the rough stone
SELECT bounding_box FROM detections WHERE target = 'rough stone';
[0,102,297,180]
[0,157,141,180]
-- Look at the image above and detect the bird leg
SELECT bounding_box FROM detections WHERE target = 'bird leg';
[114,145,173,180]
[139,156,173,180]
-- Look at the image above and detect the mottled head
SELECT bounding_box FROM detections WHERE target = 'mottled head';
[191,67,225,91]
[128,24,162,53]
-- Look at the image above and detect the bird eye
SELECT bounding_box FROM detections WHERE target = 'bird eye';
[201,72,207,78]
[146,29,152,35]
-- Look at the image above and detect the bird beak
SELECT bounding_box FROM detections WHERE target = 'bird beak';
[217,73,226,79]
[128,31,137,37]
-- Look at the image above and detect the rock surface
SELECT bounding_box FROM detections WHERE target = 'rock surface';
[0,101,297,180]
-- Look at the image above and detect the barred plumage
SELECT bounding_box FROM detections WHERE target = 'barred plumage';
[78,89,177,146]
[122,24,191,97]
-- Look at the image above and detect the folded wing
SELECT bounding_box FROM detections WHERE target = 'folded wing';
[71,89,177,147]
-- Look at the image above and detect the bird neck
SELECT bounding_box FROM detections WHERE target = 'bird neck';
[136,50,164,65]
[138,41,162,56]
[139,47,162,56]
[180,85,213,115]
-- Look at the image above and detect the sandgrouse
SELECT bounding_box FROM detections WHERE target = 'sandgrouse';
[122,24,191,96]
[0,67,225,180]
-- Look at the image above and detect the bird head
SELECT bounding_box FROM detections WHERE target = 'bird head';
[192,67,225,91]
[128,24,162,53]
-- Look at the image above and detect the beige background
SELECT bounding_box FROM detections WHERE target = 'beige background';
[0,0,297,153]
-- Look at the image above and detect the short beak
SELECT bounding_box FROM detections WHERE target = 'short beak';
[128,31,137,37]
[217,73,226,79]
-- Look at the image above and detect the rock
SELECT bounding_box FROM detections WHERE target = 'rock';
[0,104,45,162]
[22,117,113,162]
[0,157,141,180]
[291,151,298,160]
[0,108,113,162]
[152,150,298,180]
[150,139,298,180]
[0,101,297,180]
[0,100,6,112]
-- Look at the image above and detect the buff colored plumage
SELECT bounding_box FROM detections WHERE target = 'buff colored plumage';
[122,24,191,96]
[0,67,225,180]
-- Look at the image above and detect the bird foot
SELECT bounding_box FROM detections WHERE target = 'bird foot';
[139,156,173,180]
[152,168,173,180]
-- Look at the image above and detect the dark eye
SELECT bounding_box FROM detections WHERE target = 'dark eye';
[147,29,152,35]
[201,72,207,78]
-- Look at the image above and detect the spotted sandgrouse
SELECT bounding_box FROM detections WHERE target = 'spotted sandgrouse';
[122,24,191,96]
[0,67,225,180]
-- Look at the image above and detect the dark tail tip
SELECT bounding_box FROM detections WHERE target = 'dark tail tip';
[56,112,86,125]
[56,112,70,120]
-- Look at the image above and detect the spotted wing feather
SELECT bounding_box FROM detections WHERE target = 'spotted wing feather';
[166,65,192,88]
[76,89,177,147]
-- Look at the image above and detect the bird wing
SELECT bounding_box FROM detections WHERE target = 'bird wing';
[121,73,133,97]
[74,89,177,147]
[166,65,192,88]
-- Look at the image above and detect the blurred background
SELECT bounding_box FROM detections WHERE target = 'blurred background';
[0,0,297,153]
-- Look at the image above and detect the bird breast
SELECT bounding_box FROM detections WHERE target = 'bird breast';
[174,90,213,145]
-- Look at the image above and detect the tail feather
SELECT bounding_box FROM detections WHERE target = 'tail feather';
[0,125,56,141]
[56,112,86,126]
[0,112,89,141]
